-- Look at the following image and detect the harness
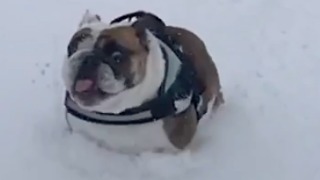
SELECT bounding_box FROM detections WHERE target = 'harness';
[64,15,205,127]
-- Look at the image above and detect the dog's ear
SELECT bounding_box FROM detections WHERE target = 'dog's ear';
[78,9,101,28]
[132,13,166,36]
[131,13,166,51]
[132,23,149,51]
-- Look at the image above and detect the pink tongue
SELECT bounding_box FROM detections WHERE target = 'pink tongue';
[75,79,94,92]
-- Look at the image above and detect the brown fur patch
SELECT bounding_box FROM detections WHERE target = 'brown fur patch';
[163,105,198,150]
[165,26,224,112]
[162,26,224,150]
[96,26,149,86]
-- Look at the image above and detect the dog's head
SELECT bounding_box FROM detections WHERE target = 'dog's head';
[63,11,151,108]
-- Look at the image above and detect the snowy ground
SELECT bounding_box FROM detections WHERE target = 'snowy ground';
[1,0,320,179]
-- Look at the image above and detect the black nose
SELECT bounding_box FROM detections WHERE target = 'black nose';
[76,54,100,80]
[83,54,99,66]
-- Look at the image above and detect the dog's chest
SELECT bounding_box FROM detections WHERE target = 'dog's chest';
[67,114,177,154]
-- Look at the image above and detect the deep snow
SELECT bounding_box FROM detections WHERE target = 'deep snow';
[0,0,320,179]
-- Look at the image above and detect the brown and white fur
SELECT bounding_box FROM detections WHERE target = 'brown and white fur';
[62,10,224,154]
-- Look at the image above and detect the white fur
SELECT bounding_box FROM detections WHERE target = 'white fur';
[98,64,126,94]
[201,96,216,122]
[78,10,101,28]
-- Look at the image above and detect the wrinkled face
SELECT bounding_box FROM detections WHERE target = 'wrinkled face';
[63,24,149,107]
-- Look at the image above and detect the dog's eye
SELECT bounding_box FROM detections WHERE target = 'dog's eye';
[111,51,123,63]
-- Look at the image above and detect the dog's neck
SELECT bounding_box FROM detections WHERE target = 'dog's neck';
[86,30,166,114]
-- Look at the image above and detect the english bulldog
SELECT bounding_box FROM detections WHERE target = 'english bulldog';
[62,10,224,154]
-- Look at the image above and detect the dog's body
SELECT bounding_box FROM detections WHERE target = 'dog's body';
[62,11,223,154]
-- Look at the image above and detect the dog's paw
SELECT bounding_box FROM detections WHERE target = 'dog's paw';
[78,9,101,28]
[213,91,224,108]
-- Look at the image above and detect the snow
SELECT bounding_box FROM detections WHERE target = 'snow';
[0,0,319,179]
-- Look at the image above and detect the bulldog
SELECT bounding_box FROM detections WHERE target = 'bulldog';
[62,10,224,154]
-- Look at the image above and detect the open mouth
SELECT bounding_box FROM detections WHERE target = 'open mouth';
[72,78,119,106]
[74,79,96,93]
[72,78,101,103]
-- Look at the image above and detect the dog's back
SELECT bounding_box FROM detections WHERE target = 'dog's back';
[165,26,224,114]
